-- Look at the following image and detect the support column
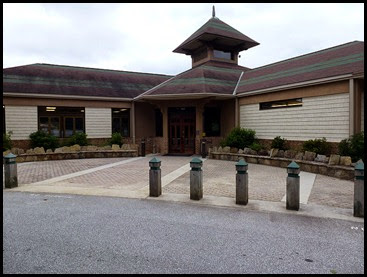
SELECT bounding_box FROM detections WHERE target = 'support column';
[349,78,355,136]
[131,102,136,144]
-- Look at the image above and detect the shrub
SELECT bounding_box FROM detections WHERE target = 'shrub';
[220,127,256,149]
[108,132,123,147]
[271,136,288,150]
[29,130,59,150]
[65,132,88,146]
[302,137,331,155]
[249,142,262,152]
[338,132,364,162]
[3,131,12,151]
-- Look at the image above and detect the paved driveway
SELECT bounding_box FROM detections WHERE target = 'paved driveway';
[3,155,361,222]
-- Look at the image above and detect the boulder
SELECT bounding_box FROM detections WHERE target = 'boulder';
[295,152,304,160]
[26,149,35,155]
[54,147,63,153]
[339,156,352,166]
[238,149,244,154]
[328,154,340,165]
[276,150,285,158]
[248,149,258,155]
[222,146,231,153]
[304,151,316,161]
[112,144,120,150]
[62,146,71,153]
[269,148,279,157]
[121,144,129,150]
[243,147,252,154]
[314,154,328,163]
[212,146,218,153]
[70,144,81,152]
[284,150,297,159]
[217,146,223,153]
[230,147,238,153]
[46,149,53,153]
[86,145,98,151]
[34,147,45,154]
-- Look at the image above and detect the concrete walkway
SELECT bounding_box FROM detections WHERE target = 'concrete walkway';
[3,155,363,223]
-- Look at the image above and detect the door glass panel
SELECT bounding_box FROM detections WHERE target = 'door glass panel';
[50,117,60,137]
[65,118,74,137]
[39,117,49,133]
[112,117,121,133]
[75,118,83,133]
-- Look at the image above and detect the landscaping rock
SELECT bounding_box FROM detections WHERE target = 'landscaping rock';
[238,149,244,154]
[54,147,63,153]
[223,146,231,153]
[212,146,217,153]
[269,148,279,157]
[86,145,98,151]
[230,147,238,153]
[276,150,285,158]
[3,150,11,156]
[217,146,223,153]
[328,154,340,165]
[101,145,112,150]
[248,149,258,155]
[340,156,352,166]
[70,144,81,152]
[304,151,316,161]
[46,149,53,153]
[243,148,252,154]
[295,152,304,160]
[33,147,46,154]
[314,154,328,163]
[258,149,269,156]
[62,146,71,153]
[121,144,129,150]
[112,144,120,150]
[26,149,35,155]
[284,150,297,159]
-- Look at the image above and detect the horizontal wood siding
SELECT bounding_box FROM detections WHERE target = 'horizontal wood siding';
[240,93,350,142]
[361,91,364,132]
[5,106,38,140]
[85,108,112,138]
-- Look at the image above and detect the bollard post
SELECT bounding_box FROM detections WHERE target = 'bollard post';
[140,139,146,157]
[353,161,364,217]
[4,153,18,188]
[286,161,300,211]
[190,157,203,200]
[149,157,161,197]
[201,139,207,158]
[235,159,248,205]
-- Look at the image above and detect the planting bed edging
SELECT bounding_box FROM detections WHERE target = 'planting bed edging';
[209,152,354,180]
[12,150,138,163]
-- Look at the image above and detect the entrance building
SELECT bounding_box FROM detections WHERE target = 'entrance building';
[3,8,364,155]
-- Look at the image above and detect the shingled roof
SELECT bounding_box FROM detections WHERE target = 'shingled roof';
[137,60,249,99]
[3,63,172,99]
[236,41,364,95]
[173,16,259,55]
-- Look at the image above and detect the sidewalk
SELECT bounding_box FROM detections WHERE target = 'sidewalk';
[3,155,363,222]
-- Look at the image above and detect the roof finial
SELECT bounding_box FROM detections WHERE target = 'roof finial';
[212,5,215,18]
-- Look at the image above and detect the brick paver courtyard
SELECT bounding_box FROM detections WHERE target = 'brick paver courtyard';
[3,155,355,211]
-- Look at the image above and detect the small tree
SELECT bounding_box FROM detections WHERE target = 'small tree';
[338,132,364,162]
[271,136,288,150]
[66,132,88,146]
[302,137,331,156]
[108,132,123,147]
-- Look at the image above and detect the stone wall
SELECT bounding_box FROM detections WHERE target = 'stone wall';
[209,151,354,181]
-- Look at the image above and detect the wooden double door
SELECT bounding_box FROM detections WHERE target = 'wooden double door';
[168,107,196,155]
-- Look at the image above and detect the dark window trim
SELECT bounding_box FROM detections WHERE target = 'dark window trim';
[259,98,303,110]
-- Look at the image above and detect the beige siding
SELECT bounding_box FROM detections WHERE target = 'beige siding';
[240,93,350,142]
[5,105,38,140]
[361,91,364,132]
[85,108,112,138]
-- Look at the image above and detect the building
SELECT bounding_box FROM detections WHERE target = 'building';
[3,10,364,155]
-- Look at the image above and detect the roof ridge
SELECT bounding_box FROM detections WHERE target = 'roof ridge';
[4,63,173,78]
[247,41,363,73]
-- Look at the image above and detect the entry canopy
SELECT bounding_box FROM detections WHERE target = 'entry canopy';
[173,16,259,55]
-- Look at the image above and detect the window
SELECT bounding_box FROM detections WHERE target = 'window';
[213,49,233,60]
[112,108,130,137]
[38,106,85,137]
[260,98,303,110]
[155,109,163,137]
[203,107,221,137]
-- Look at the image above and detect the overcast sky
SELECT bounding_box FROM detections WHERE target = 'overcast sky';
[3,3,364,75]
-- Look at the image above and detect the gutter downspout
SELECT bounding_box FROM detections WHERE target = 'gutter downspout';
[233,71,244,127]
